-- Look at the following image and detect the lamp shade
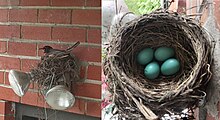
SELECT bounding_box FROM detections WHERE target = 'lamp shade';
[45,85,75,110]
[8,70,32,97]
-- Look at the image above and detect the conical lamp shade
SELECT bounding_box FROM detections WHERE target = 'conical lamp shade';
[8,70,32,97]
[45,85,75,110]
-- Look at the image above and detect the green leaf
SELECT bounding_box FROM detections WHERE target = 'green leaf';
[125,0,160,15]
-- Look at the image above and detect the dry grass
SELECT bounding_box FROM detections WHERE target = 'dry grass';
[31,46,80,94]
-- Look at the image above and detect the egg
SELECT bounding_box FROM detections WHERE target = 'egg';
[161,58,180,76]
[144,62,160,79]
[137,48,154,65]
[154,47,175,61]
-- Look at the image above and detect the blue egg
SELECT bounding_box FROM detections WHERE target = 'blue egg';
[144,62,160,80]
[137,48,154,65]
[161,58,180,76]
[154,47,175,61]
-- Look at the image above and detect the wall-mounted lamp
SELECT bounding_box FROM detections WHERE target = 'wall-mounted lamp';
[8,41,80,110]
[45,85,75,110]
[8,70,75,110]
[9,70,32,97]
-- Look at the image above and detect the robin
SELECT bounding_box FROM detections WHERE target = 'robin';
[40,41,80,54]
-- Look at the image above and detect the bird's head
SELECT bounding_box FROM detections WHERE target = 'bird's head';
[40,46,53,53]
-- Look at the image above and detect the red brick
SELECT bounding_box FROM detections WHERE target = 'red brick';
[38,10,71,24]
[8,42,37,56]
[87,29,101,44]
[0,41,7,53]
[0,10,8,22]
[21,59,39,72]
[87,66,101,80]
[29,83,34,89]
[86,102,101,117]
[21,91,49,108]
[51,0,85,6]
[177,0,186,13]
[9,9,37,22]
[0,102,14,119]
[72,10,101,25]
[0,25,20,38]
[20,0,49,6]
[80,66,87,79]
[0,87,20,102]
[66,99,85,114]
[72,46,101,62]
[4,116,14,120]
[52,27,86,42]
[86,0,101,7]
[4,72,9,85]
[4,101,14,115]
[21,26,51,40]
[75,83,101,99]
[0,115,15,120]
[0,0,19,6]
[0,57,20,70]
[0,101,5,114]
[0,72,4,84]
[21,91,40,106]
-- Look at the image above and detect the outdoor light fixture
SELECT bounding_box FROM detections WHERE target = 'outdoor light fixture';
[45,85,75,110]
[8,70,76,110]
[8,70,32,97]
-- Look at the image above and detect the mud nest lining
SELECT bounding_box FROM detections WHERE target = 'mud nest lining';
[104,10,214,119]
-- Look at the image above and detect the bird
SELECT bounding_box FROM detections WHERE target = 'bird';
[40,41,80,54]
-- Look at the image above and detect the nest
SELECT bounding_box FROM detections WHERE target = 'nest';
[31,45,80,93]
[104,10,214,119]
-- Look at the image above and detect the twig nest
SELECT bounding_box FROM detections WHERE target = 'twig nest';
[31,50,80,93]
[104,10,214,119]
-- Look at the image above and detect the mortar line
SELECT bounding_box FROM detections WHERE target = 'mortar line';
[84,101,88,114]
[36,43,39,56]
[84,79,102,85]
[0,38,101,47]
[37,9,39,23]
[0,54,41,60]
[3,71,6,85]
[87,62,101,66]
[70,10,73,24]
[75,96,102,102]
[19,25,22,39]
[0,22,101,29]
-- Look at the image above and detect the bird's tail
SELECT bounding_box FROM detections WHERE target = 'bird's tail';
[66,41,80,52]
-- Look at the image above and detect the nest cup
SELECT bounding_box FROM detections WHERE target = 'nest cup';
[31,49,80,94]
[104,10,214,119]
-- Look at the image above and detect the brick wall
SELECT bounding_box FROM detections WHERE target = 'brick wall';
[0,100,14,120]
[0,0,101,119]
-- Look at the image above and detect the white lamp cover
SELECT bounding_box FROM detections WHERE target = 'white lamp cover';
[8,70,32,97]
[45,85,75,110]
